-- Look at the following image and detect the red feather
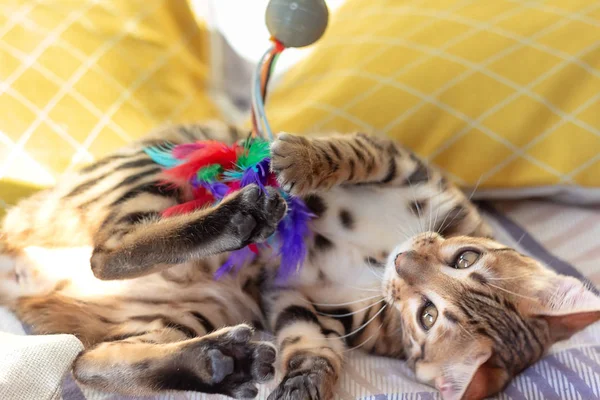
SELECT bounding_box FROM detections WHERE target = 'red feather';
[224,180,242,197]
[172,142,206,160]
[164,141,239,181]
[162,187,214,218]
[266,174,279,188]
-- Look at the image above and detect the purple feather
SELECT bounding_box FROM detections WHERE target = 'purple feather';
[240,166,265,192]
[275,196,314,282]
[202,181,230,199]
[256,158,270,179]
[215,246,257,279]
[240,158,271,192]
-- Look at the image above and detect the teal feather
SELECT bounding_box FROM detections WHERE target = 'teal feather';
[222,169,245,181]
[144,143,180,168]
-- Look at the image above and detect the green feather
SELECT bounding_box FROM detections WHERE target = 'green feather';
[237,138,270,169]
[196,164,222,182]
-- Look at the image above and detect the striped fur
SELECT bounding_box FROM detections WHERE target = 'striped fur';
[1,121,598,400]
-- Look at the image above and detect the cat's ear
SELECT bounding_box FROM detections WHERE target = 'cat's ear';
[534,274,600,342]
[434,344,508,400]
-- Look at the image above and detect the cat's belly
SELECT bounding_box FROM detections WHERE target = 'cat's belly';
[292,182,454,296]
[1,246,136,300]
[299,248,382,286]
[2,246,214,302]
[309,185,440,256]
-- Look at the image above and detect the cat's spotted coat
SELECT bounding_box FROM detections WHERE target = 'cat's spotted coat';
[1,122,599,400]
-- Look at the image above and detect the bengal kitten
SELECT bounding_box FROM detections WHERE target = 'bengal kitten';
[1,122,599,400]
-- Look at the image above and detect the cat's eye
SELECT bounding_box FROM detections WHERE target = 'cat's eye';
[453,250,480,269]
[419,302,438,330]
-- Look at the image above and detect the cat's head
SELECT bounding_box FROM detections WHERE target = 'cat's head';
[383,232,600,400]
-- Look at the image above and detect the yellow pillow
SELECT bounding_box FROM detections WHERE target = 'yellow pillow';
[0,0,220,213]
[268,0,600,199]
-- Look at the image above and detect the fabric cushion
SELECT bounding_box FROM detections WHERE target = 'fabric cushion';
[0,0,220,214]
[267,0,600,202]
[0,331,83,400]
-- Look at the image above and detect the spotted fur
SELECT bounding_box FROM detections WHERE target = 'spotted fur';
[1,122,598,400]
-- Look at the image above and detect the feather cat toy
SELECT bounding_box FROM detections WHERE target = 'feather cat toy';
[145,0,329,281]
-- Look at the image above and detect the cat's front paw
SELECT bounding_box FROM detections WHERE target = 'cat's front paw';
[228,184,287,245]
[268,354,337,400]
[270,133,318,195]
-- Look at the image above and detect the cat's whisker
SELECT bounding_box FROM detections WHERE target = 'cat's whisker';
[263,303,388,344]
[477,265,536,282]
[467,174,484,202]
[334,303,387,341]
[392,216,419,240]
[437,204,463,238]
[421,177,450,234]
[486,273,536,281]
[438,201,467,237]
[426,168,435,233]
[514,232,527,247]
[484,282,537,301]
[306,294,383,307]
[364,258,386,279]
[335,282,381,293]
[390,223,412,241]
[438,174,483,235]
[315,298,385,318]
[385,194,419,238]
[428,191,458,237]
[453,319,475,340]
[397,222,417,240]
[424,186,447,235]
[404,211,419,238]
[432,178,446,234]
[365,268,385,282]
[343,321,384,353]
[435,202,454,239]
[405,177,425,235]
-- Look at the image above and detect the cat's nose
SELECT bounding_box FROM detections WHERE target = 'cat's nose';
[394,252,404,269]
[395,250,427,284]
[394,251,415,274]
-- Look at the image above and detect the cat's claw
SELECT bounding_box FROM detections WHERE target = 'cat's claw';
[267,354,337,400]
[270,133,316,195]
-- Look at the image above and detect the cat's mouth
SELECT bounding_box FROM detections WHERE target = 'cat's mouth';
[382,254,408,305]
[381,237,414,299]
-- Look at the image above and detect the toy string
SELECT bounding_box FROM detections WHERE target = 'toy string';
[251,39,285,141]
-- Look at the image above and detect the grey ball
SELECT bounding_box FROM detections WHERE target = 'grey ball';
[265,0,329,48]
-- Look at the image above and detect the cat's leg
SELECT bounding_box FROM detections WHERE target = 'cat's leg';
[271,132,492,238]
[91,184,287,280]
[265,289,348,400]
[271,132,429,193]
[73,324,276,398]
[83,122,285,280]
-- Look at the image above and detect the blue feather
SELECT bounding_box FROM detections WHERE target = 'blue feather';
[144,144,180,168]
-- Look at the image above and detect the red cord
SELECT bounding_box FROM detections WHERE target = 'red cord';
[271,37,286,53]
[252,38,286,137]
